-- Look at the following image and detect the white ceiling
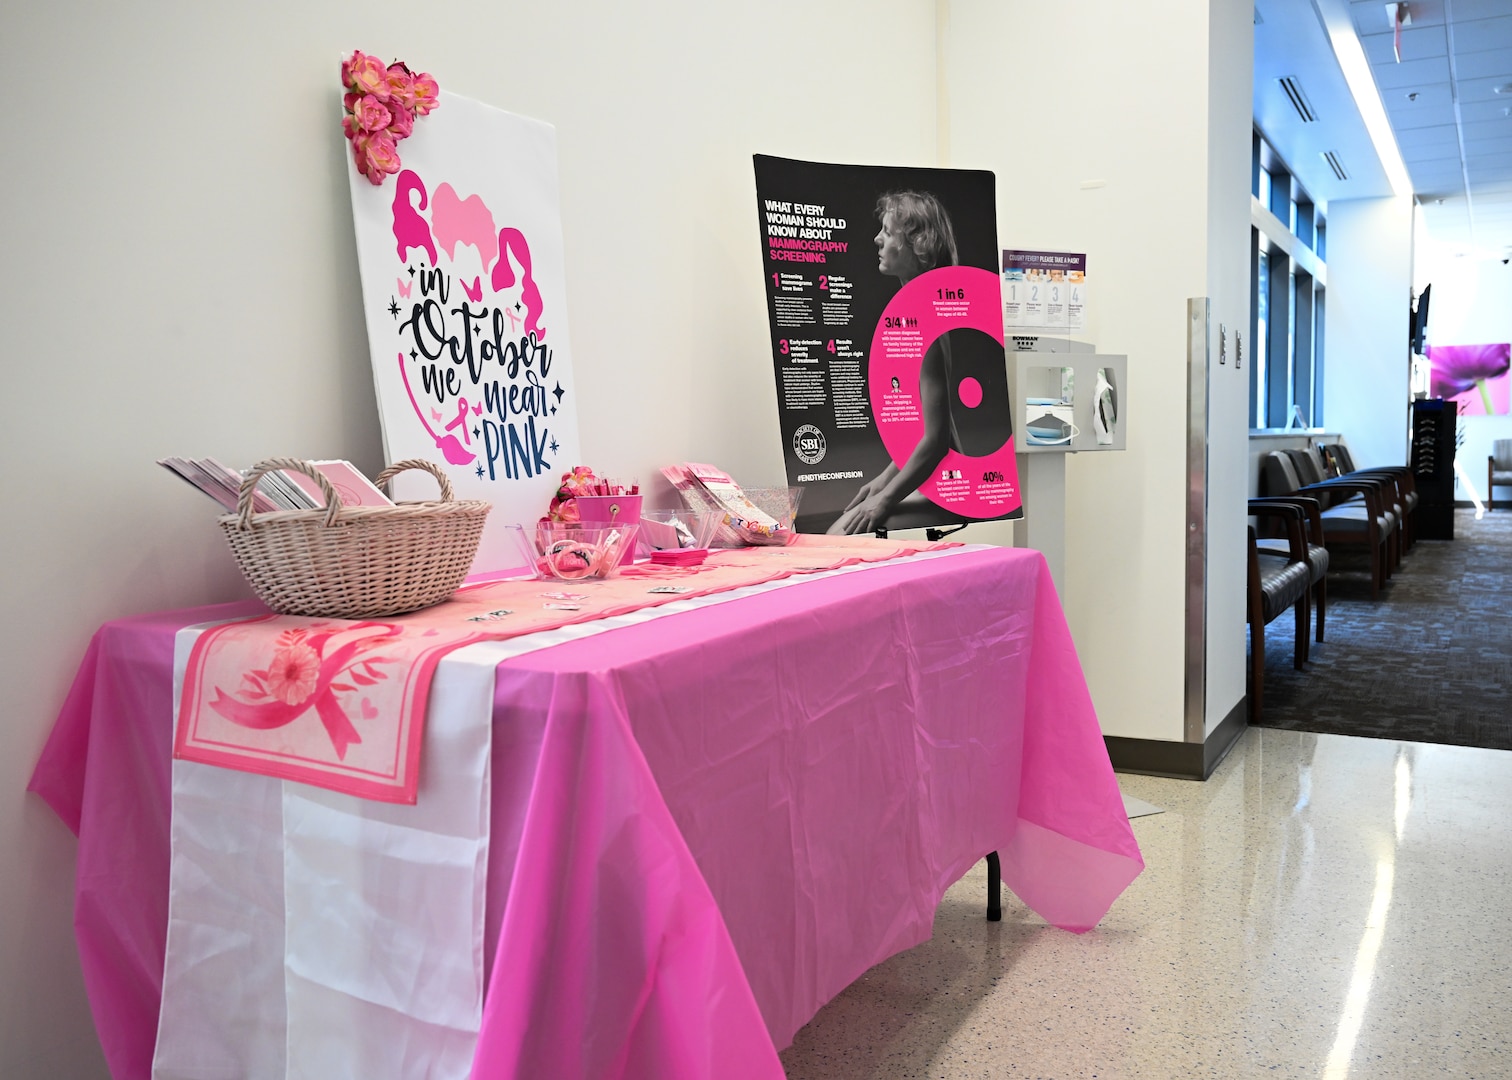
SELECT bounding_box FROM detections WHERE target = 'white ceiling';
[1256,0,1395,210]
[1350,0,1512,254]
[1256,0,1512,255]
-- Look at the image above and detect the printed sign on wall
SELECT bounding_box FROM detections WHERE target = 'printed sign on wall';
[346,91,580,572]
[753,155,1022,535]
[1002,250,1088,334]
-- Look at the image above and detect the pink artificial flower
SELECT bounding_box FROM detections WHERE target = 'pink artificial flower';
[340,52,437,184]
[410,71,440,115]
[561,466,599,497]
[355,130,402,185]
[344,50,390,99]
[266,643,321,705]
[385,62,417,111]
[352,93,392,134]
[386,102,414,139]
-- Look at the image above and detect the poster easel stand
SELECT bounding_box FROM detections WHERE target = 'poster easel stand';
[872,523,969,542]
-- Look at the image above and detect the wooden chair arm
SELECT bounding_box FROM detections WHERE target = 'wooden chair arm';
[1299,478,1386,518]
[1252,495,1324,545]
[1248,501,1307,562]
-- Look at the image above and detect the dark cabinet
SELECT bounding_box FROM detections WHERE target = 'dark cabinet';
[1411,398,1457,540]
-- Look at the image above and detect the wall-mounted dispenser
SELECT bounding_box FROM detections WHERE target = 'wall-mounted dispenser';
[1008,349,1126,454]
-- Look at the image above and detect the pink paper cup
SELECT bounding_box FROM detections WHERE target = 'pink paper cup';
[573,495,642,564]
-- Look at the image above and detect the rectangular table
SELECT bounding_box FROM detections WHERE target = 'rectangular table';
[30,545,1142,1079]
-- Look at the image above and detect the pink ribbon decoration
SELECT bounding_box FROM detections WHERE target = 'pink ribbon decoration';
[207,623,402,759]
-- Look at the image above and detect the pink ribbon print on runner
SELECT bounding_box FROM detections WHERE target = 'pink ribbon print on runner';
[209,625,388,758]
[175,536,955,804]
[176,616,479,804]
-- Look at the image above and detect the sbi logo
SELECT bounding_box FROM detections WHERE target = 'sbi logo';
[793,424,827,465]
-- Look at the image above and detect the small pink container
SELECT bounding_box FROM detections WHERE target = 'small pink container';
[572,495,643,564]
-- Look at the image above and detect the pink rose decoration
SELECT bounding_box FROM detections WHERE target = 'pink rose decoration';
[345,50,389,99]
[267,644,320,705]
[385,62,417,110]
[352,93,392,134]
[410,72,440,115]
[341,51,439,186]
[544,466,602,522]
[386,103,414,139]
[354,130,402,185]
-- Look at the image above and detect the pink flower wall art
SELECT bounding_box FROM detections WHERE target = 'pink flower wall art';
[1427,343,1511,416]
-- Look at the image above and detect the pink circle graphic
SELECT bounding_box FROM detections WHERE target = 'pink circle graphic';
[868,265,1020,520]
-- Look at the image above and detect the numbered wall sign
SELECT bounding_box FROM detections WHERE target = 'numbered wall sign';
[1001,250,1088,335]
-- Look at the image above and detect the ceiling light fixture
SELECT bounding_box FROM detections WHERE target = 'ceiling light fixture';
[1318,6,1414,197]
[1495,83,1512,95]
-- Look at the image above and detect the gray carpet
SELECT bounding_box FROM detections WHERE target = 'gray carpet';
[1254,507,1512,750]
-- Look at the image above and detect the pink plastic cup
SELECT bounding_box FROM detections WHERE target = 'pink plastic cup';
[572,495,643,564]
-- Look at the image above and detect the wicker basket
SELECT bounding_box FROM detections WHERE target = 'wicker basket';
[219,457,491,619]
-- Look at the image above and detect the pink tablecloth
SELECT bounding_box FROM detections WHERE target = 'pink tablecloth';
[30,546,1142,1079]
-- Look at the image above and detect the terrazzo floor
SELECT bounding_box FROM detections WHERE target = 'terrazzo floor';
[779,727,1512,1079]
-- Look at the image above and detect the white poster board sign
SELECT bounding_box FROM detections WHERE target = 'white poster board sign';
[346,90,580,573]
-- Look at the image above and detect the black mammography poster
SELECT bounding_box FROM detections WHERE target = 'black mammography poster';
[753,155,1023,534]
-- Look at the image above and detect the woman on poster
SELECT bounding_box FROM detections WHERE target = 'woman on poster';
[830,191,962,535]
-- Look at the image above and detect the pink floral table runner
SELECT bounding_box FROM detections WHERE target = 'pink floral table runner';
[175,535,952,803]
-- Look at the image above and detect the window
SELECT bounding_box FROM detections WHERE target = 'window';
[1254,246,1269,428]
[1249,131,1325,430]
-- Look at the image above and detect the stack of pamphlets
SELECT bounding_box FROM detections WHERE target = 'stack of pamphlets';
[279,461,395,509]
[660,463,789,546]
[158,458,394,513]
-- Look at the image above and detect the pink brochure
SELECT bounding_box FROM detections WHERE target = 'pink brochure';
[282,460,395,508]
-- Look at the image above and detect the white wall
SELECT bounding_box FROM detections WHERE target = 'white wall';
[1412,250,1512,501]
[1323,196,1415,468]
[0,3,938,1074]
[945,0,1251,742]
[1204,0,1256,735]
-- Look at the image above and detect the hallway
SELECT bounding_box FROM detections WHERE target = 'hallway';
[1257,508,1512,750]
[781,727,1511,1078]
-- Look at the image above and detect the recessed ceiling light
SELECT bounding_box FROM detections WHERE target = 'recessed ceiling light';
[1494,83,1512,95]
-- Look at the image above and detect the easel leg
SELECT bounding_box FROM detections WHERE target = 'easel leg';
[986,851,1001,921]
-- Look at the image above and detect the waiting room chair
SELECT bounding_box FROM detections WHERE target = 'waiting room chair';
[1320,443,1418,551]
[1246,508,1312,722]
[1287,447,1405,564]
[1489,440,1512,511]
[1253,495,1328,646]
[1261,451,1396,600]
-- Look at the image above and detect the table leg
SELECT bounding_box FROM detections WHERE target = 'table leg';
[986,851,1001,921]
